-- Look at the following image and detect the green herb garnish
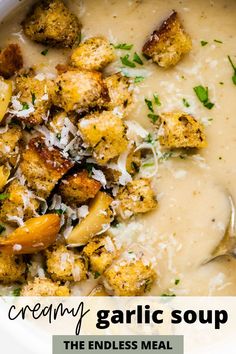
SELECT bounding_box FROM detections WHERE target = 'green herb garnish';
[0,224,6,234]
[145,133,154,144]
[175,279,180,285]
[148,113,159,123]
[134,76,145,83]
[145,98,154,112]
[193,85,214,109]
[201,41,208,46]
[0,193,9,201]
[214,39,223,44]
[21,102,29,110]
[114,43,133,50]
[133,52,143,65]
[161,293,176,297]
[94,271,101,279]
[120,54,136,68]
[31,92,36,105]
[182,98,190,107]
[54,209,65,215]
[153,93,161,106]
[12,288,21,297]
[227,56,236,85]
[41,49,49,56]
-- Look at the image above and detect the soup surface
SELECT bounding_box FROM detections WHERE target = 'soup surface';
[0,0,236,296]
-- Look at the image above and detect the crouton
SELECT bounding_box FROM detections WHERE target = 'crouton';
[59,170,101,206]
[83,235,117,275]
[104,73,133,113]
[159,111,207,148]
[0,179,39,225]
[0,44,23,79]
[0,125,22,166]
[21,277,70,296]
[0,165,10,192]
[0,77,12,122]
[71,37,115,71]
[117,178,157,219]
[142,11,192,68]
[53,69,106,112]
[78,111,128,165]
[103,252,156,296]
[46,245,87,282]
[48,111,77,135]
[20,137,74,198]
[0,252,26,284]
[22,0,81,48]
[14,75,55,126]
[89,284,109,296]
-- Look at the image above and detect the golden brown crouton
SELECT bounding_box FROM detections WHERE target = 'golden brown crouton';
[71,37,116,71]
[0,179,39,225]
[103,252,156,296]
[159,111,207,148]
[48,111,77,135]
[21,277,70,296]
[117,178,157,219]
[46,245,87,282]
[83,235,117,275]
[53,69,106,112]
[0,125,22,166]
[22,0,81,48]
[20,137,74,198]
[78,111,128,165]
[0,252,26,284]
[59,170,101,206]
[142,11,192,68]
[104,73,133,113]
[0,44,23,79]
[14,75,55,126]
[0,165,10,192]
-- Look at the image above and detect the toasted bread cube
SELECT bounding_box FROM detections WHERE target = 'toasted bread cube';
[22,0,81,48]
[21,277,70,296]
[83,235,116,275]
[0,77,12,122]
[53,69,106,112]
[0,180,40,224]
[0,125,22,166]
[20,137,74,198]
[142,11,192,68]
[117,178,157,219]
[71,37,115,71]
[46,245,87,282]
[0,165,10,192]
[103,252,156,296]
[78,111,128,165]
[159,111,207,148]
[104,73,133,113]
[89,284,109,296]
[0,44,23,79]
[59,170,101,206]
[0,252,26,284]
[48,111,77,135]
[14,75,54,126]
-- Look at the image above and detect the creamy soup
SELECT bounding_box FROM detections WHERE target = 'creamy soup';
[0,0,236,296]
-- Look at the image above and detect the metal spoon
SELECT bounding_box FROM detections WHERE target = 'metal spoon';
[203,195,236,264]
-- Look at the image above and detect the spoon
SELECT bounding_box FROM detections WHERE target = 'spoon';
[204,194,236,264]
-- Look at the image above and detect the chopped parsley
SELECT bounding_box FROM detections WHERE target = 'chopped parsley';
[214,39,223,44]
[84,163,95,176]
[56,133,61,140]
[145,98,154,112]
[153,93,161,106]
[227,56,236,85]
[201,40,208,46]
[161,293,176,297]
[134,76,145,83]
[193,85,214,109]
[21,102,29,110]
[145,133,154,144]
[120,54,136,68]
[0,193,9,201]
[133,52,143,65]
[148,113,159,123]
[113,43,133,50]
[12,288,21,296]
[41,48,49,56]
[0,224,6,234]
[94,271,101,279]
[31,92,36,105]
[54,209,65,215]
[175,279,180,285]
[182,98,190,107]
